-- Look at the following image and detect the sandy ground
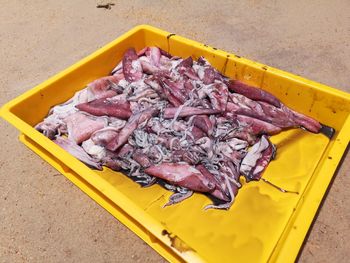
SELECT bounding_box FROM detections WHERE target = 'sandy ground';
[0,0,349,262]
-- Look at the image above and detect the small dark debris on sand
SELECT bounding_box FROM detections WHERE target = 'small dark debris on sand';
[96,3,115,9]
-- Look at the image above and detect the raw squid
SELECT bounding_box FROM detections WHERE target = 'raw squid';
[35,46,332,210]
[54,137,102,170]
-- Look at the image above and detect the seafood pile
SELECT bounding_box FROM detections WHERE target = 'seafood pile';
[35,47,330,209]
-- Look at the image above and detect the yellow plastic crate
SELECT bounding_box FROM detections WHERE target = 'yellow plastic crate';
[1,25,350,263]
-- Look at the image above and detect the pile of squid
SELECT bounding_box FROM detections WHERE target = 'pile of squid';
[35,46,330,210]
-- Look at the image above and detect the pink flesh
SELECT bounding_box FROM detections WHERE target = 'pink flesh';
[171,121,187,132]
[255,101,297,127]
[191,126,206,140]
[163,87,182,107]
[35,121,59,139]
[116,143,134,157]
[177,57,193,69]
[164,107,221,119]
[76,98,132,119]
[133,150,152,168]
[91,127,119,148]
[162,79,187,103]
[107,108,158,151]
[280,104,321,133]
[228,93,321,132]
[106,119,137,151]
[184,68,199,80]
[123,48,143,82]
[240,136,275,181]
[196,164,230,201]
[157,136,180,150]
[171,150,187,163]
[236,115,282,135]
[159,48,172,58]
[156,135,170,147]
[250,140,275,181]
[87,74,124,100]
[103,158,121,171]
[224,111,282,136]
[54,137,102,170]
[140,59,159,74]
[203,67,216,84]
[220,166,239,197]
[146,47,161,67]
[227,100,281,126]
[64,112,106,144]
[227,80,281,108]
[193,115,214,136]
[184,80,194,95]
[144,76,163,92]
[144,163,215,192]
[207,82,229,111]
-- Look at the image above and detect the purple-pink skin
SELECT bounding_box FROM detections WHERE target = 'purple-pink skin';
[177,57,200,81]
[224,110,282,136]
[227,93,321,133]
[148,76,183,107]
[123,48,143,82]
[184,68,200,80]
[132,150,152,168]
[196,164,230,202]
[183,80,194,96]
[236,115,282,135]
[103,157,122,171]
[159,48,173,58]
[107,108,158,151]
[35,122,59,139]
[203,67,216,85]
[101,148,128,171]
[163,86,182,107]
[90,127,119,148]
[227,80,281,108]
[138,47,163,74]
[177,56,193,69]
[144,77,163,93]
[192,115,214,136]
[140,59,159,74]
[161,79,187,104]
[207,82,229,111]
[163,107,221,119]
[64,112,106,144]
[76,98,132,120]
[226,100,279,125]
[222,167,240,197]
[145,47,161,67]
[54,136,102,170]
[117,143,134,158]
[87,74,124,99]
[171,150,198,165]
[249,140,275,181]
[156,136,180,151]
[190,126,206,140]
[241,136,276,182]
[280,104,321,133]
[144,163,215,192]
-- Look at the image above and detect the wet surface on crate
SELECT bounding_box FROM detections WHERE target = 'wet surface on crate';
[97,129,329,262]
